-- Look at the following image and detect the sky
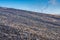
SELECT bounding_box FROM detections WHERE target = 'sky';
[0,0,60,14]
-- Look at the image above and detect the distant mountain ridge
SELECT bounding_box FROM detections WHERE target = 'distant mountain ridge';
[0,7,60,40]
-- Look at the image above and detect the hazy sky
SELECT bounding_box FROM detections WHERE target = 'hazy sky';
[0,0,60,14]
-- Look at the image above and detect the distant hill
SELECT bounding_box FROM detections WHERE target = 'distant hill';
[0,7,60,40]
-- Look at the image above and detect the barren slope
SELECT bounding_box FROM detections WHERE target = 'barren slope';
[0,7,60,40]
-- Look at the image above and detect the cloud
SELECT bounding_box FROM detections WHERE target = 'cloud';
[48,0,57,5]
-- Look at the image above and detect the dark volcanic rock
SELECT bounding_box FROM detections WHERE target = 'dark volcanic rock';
[0,7,60,40]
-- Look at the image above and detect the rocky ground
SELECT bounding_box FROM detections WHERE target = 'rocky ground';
[0,7,60,40]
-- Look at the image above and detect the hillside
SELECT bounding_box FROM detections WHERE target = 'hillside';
[0,7,60,40]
